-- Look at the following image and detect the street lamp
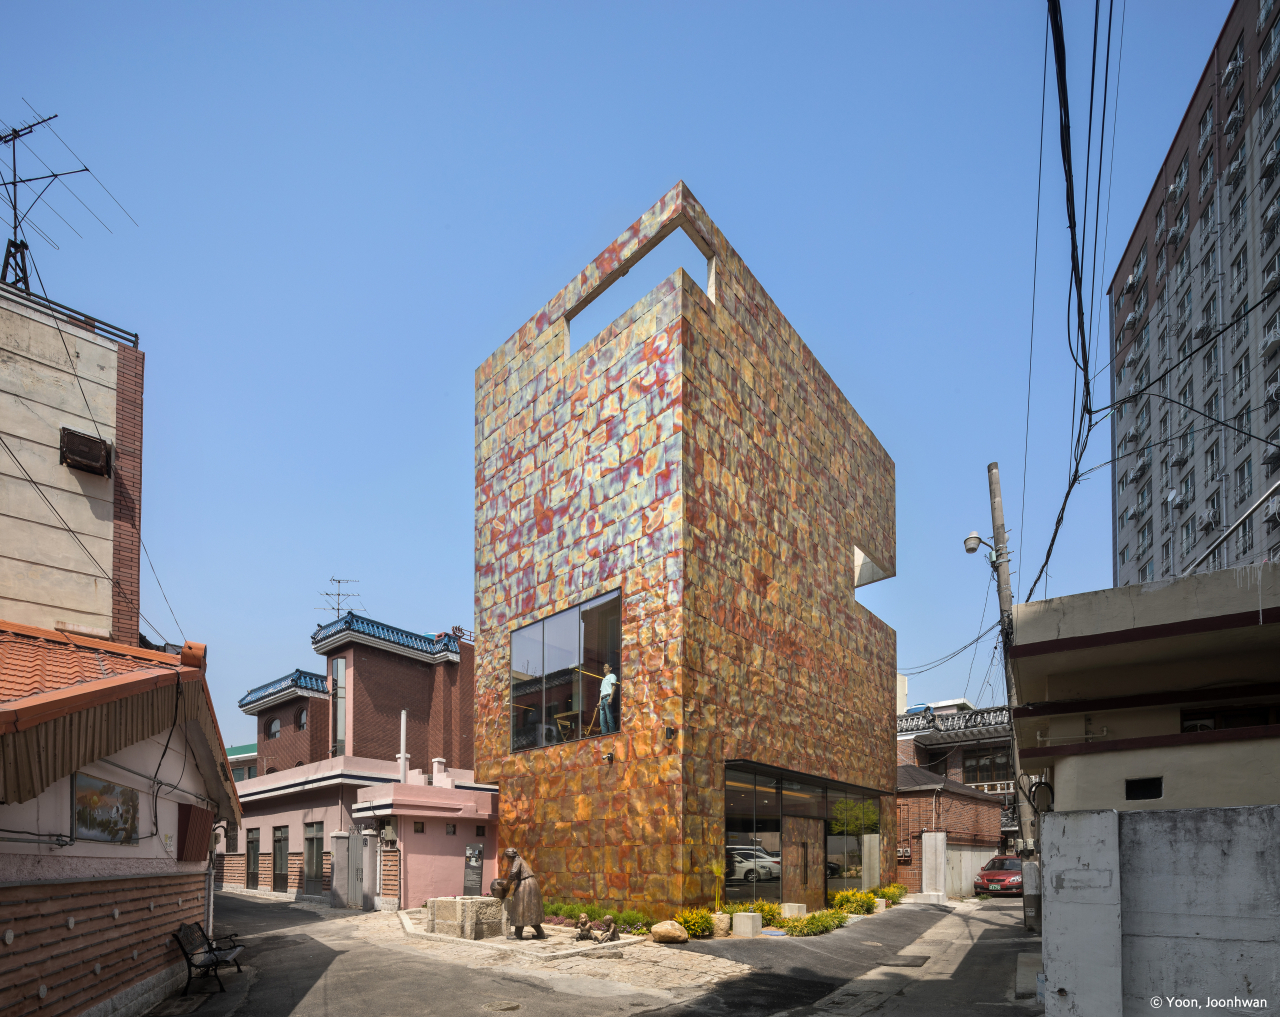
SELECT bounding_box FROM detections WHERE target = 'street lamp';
[963,531,990,555]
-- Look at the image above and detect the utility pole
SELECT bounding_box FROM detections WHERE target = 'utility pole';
[985,461,1033,845]
[984,462,1041,932]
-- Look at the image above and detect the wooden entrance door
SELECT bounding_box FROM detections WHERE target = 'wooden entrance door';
[782,816,826,913]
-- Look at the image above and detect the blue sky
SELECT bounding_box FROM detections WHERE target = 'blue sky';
[7,2,1231,745]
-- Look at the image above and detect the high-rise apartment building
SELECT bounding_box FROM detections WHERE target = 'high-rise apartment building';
[1110,0,1280,586]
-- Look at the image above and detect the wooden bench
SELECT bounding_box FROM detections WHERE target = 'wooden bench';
[174,922,243,995]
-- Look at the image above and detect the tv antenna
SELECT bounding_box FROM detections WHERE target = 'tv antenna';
[1,102,137,292]
[316,577,364,620]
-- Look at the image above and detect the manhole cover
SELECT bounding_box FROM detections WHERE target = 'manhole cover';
[881,956,929,968]
[481,1004,521,1012]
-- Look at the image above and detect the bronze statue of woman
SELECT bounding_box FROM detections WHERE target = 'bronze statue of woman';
[501,847,546,940]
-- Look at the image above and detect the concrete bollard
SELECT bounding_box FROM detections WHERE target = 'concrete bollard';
[781,903,807,918]
[731,912,762,938]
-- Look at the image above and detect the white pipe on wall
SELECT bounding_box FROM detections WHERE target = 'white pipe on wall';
[398,709,408,783]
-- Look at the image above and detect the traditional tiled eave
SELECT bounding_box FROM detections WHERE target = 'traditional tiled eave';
[237,669,329,715]
[311,612,461,664]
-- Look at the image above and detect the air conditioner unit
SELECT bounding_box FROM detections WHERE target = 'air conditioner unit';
[1133,455,1150,477]
[1124,425,1140,444]
[1262,329,1280,358]
[1264,443,1280,467]
[1173,493,1190,511]
[1199,509,1221,532]
[1123,273,1135,294]
[1264,495,1280,523]
[59,428,112,478]
[1124,311,1138,332]
[1226,109,1243,135]
[1265,272,1280,296]
[1265,149,1279,177]
[1172,447,1192,467]
[1269,381,1280,404]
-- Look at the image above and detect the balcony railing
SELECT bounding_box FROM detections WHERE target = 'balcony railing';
[1236,478,1255,506]
[1233,371,1251,405]
[1198,121,1214,155]
[1236,430,1252,453]
[1233,268,1249,297]
[1232,317,1251,353]
[1262,326,1280,360]
[1261,0,1276,35]
[1260,36,1280,87]
[967,780,1015,795]
[1198,175,1214,202]
[1225,107,1244,140]
[1230,214,1247,248]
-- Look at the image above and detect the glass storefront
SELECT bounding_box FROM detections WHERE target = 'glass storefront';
[510,592,621,751]
[724,764,881,905]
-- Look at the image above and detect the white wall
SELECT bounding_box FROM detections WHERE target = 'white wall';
[945,844,996,897]
[0,721,213,882]
[0,295,119,634]
[1054,739,1280,812]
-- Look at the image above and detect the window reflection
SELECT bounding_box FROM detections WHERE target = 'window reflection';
[509,593,620,751]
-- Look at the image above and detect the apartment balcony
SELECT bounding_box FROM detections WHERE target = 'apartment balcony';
[1232,372,1251,406]
[1233,317,1252,353]
[1230,215,1247,249]
[967,780,1015,796]
[1198,175,1214,202]
[1225,107,1244,140]
[1261,326,1280,360]
[1167,181,1186,206]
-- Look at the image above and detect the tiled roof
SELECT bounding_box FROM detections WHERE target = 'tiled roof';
[238,669,328,709]
[312,612,460,657]
[897,764,1000,801]
[0,620,181,704]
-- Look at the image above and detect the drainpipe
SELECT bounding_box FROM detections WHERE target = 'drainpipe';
[397,709,409,783]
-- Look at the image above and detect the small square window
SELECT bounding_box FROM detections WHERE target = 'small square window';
[476,825,486,837]
[413,821,424,834]
[445,824,456,836]
[1125,777,1163,801]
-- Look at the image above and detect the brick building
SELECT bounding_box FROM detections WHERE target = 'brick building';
[0,284,148,646]
[896,702,1018,851]
[1108,0,1280,586]
[893,764,1002,897]
[473,182,898,918]
[0,620,240,1017]
[215,613,495,910]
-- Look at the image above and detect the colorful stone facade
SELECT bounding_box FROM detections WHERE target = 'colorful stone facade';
[474,182,897,917]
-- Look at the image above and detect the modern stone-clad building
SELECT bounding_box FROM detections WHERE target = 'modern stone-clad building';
[1109,0,1280,586]
[473,182,898,917]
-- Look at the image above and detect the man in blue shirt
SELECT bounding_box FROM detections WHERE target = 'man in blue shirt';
[598,667,618,734]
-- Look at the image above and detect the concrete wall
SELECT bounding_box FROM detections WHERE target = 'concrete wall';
[1054,737,1280,812]
[0,294,119,636]
[1041,807,1278,1015]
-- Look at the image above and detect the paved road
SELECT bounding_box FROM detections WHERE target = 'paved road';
[197,893,1040,1017]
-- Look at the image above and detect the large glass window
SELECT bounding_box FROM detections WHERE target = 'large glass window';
[304,822,324,896]
[332,657,346,756]
[245,828,260,890]
[509,592,621,751]
[963,747,1012,784]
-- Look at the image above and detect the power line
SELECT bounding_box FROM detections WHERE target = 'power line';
[1020,12,1051,603]
[142,539,186,642]
[899,623,1000,677]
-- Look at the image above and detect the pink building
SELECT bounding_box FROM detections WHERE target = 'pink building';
[214,614,497,910]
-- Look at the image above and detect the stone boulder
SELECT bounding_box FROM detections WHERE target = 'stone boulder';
[650,921,691,946]
[650,920,689,944]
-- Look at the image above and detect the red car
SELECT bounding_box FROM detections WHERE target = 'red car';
[974,856,1023,896]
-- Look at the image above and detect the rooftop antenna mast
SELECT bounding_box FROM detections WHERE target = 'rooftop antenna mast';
[317,577,362,620]
[1,113,88,291]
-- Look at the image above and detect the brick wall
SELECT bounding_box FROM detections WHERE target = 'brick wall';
[380,849,399,901]
[0,872,205,1017]
[257,698,318,772]
[349,646,472,771]
[110,345,144,646]
[893,789,1001,892]
[215,853,246,888]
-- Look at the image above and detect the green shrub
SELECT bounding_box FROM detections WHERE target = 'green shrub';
[782,909,848,937]
[618,909,649,930]
[831,889,877,915]
[976,894,992,902]
[542,902,567,918]
[874,883,908,907]
[673,907,714,937]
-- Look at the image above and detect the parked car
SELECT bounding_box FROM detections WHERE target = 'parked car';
[974,855,1023,896]
[726,847,780,882]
